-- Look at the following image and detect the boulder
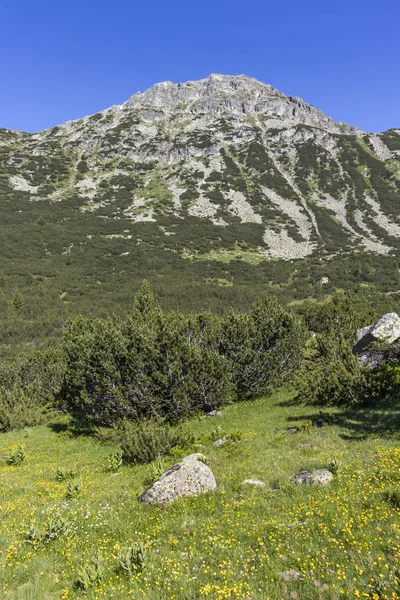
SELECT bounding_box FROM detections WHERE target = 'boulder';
[241,479,267,487]
[139,454,216,506]
[357,344,400,370]
[291,468,333,486]
[354,312,400,354]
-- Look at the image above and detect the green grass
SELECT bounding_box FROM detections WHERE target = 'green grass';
[0,391,399,599]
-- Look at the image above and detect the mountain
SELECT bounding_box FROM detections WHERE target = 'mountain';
[0,74,399,353]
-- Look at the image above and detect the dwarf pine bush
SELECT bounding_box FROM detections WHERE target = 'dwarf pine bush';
[60,283,305,426]
[119,420,194,464]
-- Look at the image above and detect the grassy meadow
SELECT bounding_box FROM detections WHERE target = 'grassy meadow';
[0,390,399,599]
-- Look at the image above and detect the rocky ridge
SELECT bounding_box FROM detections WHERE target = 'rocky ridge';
[1,74,399,261]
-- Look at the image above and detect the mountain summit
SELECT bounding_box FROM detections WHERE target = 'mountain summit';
[1,74,399,265]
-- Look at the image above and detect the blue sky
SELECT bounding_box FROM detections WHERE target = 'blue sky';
[1,0,399,133]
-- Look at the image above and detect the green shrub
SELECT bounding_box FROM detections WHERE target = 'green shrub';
[66,479,82,499]
[294,297,366,406]
[75,550,105,590]
[56,467,77,481]
[7,445,26,466]
[117,544,146,576]
[142,458,169,487]
[364,362,400,403]
[106,451,123,473]
[61,285,232,426]
[24,514,71,545]
[0,386,50,432]
[219,297,306,399]
[118,420,194,464]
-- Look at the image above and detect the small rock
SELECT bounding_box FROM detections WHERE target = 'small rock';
[316,418,325,428]
[278,569,301,581]
[318,276,329,285]
[291,468,333,486]
[205,410,222,418]
[213,435,229,447]
[241,479,267,487]
[139,454,216,506]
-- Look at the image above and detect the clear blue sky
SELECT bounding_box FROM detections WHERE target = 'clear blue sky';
[1,0,399,133]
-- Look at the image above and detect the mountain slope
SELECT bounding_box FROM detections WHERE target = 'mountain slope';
[0,75,399,354]
[2,74,399,260]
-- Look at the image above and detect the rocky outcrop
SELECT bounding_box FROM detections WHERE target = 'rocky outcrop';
[354,313,400,353]
[354,313,400,369]
[139,454,216,506]
[291,469,334,486]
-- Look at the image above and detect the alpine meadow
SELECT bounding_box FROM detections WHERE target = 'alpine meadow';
[0,74,399,600]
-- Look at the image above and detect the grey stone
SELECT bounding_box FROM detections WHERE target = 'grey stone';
[354,312,400,353]
[318,276,329,285]
[278,569,301,581]
[139,454,216,506]
[241,479,267,487]
[213,435,229,447]
[291,468,333,486]
[205,410,222,418]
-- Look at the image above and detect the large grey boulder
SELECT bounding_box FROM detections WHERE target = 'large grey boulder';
[291,469,333,486]
[139,454,216,506]
[354,312,400,354]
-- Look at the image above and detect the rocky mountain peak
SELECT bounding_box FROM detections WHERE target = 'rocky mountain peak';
[1,74,398,267]
[121,74,361,135]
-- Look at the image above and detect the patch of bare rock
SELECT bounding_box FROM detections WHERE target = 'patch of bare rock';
[291,469,334,486]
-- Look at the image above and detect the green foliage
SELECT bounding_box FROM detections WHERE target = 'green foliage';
[295,328,365,406]
[60,285,306,425]
[24,513,71,546]
[118,420,194,464]
[66,479,82,499]
[106,451,123,473]
[327,456,343,475]
[364,362,400,403]
[0,386,49,432]
[6,445,26,466]
[209,425,223,442]
[56,466,77,481]
[142,458,169,487]
[0,347,64,432]
[75,550,106,590]
[294,296,368,406]
[60,284,233,426]
[117,544,146,576]
[219,297,306,399]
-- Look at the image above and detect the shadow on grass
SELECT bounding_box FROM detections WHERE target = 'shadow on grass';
[283,398,400,441]
[47,419,95,438]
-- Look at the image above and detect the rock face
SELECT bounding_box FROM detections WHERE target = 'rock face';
[1,74,399,265]
[354,313,400,369]
[354,312,400,353]
[291,469,334,486]
[139,454,216,506]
